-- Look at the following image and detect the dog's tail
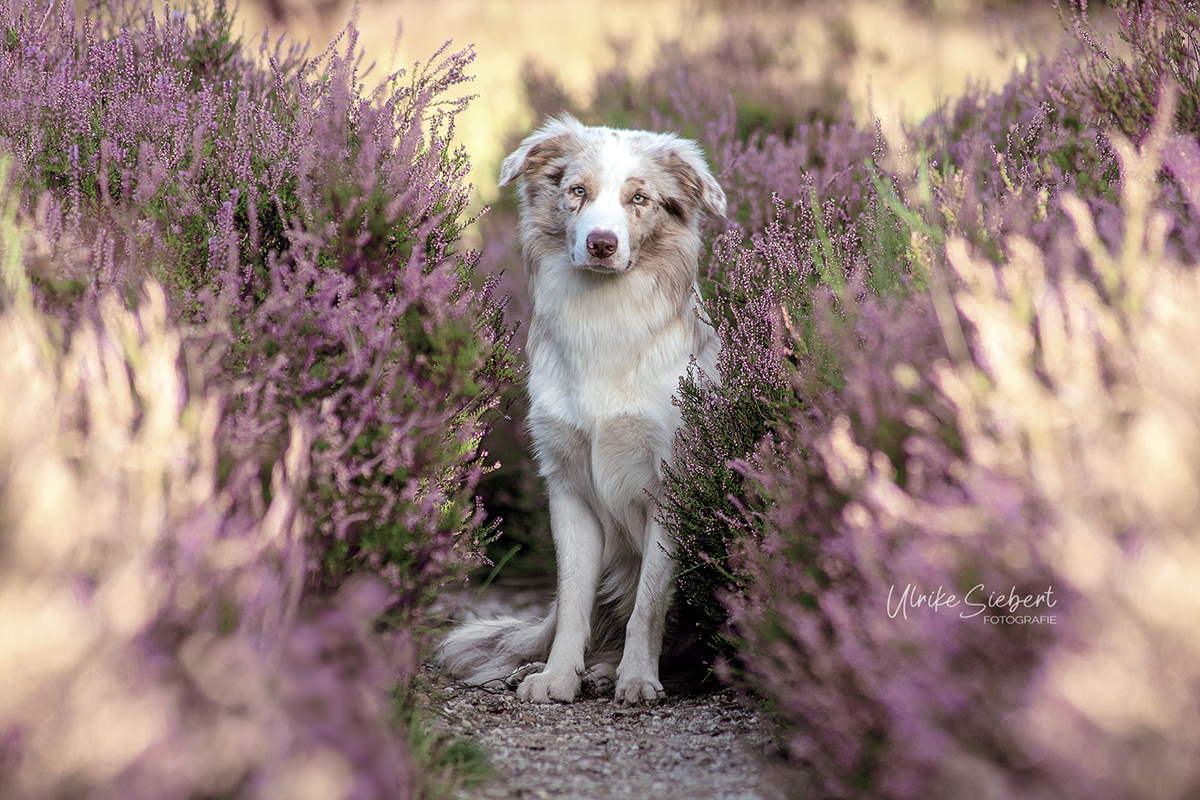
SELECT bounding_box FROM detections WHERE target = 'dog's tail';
[436,604,559,686]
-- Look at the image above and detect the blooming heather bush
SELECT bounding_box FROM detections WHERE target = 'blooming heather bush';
[664,189,912,654]
[659,0,1200,661]
[660,119,913,654]
[907,0,1200,265]
[722,286,1057,798]
[0,0,296,297]
[1063,0,1200,142]
[722,79,1200,798]
[909,55,1117,254]
[0,222,417,798]
[1,0,516,615]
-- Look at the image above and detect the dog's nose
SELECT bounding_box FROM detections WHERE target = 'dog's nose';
[586,230,618,259]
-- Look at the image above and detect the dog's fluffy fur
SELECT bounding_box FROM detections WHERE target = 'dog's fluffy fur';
[437,115,726,704]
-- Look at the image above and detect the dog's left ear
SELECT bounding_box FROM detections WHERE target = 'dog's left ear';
[663,140,727,218]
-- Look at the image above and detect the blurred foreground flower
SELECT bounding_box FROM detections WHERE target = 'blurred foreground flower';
[944,87,1200,799]
[0,197,416,797]
[724,86,1200,799]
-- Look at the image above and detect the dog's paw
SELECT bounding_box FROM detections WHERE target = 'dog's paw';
[503,661,547,689]
[614,674,664,705]
[582,663,617,696]
[584,662,617,685]
[516,669,581,703]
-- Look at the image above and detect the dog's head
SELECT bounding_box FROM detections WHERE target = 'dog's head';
[499,115,726,275]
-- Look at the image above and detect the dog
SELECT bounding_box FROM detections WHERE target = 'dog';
[438,115,726,704]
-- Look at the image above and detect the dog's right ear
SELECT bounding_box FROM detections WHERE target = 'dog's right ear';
[498,115,582,187]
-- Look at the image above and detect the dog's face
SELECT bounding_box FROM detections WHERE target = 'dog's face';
[499,116,726,276]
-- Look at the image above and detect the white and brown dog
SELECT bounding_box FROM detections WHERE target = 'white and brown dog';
[438,115,725,704]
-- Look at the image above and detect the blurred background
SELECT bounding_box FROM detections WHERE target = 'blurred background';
[226,0,1090,578]
[233,0,1071,212]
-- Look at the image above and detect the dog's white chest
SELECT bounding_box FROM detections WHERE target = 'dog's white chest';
[527,286,692,429]
[531,347,679,433]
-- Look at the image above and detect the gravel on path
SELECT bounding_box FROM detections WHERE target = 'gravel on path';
[432,676,782,800]
[430,582,785,800]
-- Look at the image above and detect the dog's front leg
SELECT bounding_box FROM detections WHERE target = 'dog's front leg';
[517,486,602,703]
[615,518,674,704]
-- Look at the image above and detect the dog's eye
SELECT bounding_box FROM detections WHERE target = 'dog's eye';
[570,185,586,197]
[632,193,648,205]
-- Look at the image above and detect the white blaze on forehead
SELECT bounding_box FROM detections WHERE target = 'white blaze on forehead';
[572,133,642,269]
